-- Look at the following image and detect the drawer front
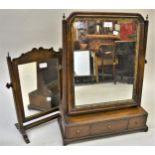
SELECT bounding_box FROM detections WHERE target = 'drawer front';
[128,116,147,129]
[66,125,90,139]
[91,119,128,135]
[65,116,147,139]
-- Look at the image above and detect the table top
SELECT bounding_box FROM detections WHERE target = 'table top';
[86,34,120,40]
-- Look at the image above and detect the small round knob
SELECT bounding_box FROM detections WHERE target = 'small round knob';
[76,129,80,134]
[6,82,12,89]
[107,124,111,129]
[135,121,138,125]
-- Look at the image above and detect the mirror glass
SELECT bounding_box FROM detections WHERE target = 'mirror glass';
[72,17,139,107]
[18,58,60,117]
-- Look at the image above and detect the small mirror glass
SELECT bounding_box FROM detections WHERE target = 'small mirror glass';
[18,58,60,117]
[72,17,139,107]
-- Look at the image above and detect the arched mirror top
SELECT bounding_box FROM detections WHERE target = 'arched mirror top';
[66,12,145,24]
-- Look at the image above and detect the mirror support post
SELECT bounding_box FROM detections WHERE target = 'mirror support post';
[6,53,30,143]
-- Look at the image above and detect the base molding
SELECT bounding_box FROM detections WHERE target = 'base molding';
[59,107,148,145]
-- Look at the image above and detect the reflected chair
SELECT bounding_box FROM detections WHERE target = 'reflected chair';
[94,44,118,83]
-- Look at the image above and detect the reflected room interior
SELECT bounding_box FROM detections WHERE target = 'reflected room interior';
[72,18,138,106]
[18,58,60,117]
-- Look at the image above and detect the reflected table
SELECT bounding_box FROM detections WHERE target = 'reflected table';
[86,34,120,82]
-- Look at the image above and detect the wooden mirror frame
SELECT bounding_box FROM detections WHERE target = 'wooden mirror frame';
[62,12,148,116]
[6,47,62,143]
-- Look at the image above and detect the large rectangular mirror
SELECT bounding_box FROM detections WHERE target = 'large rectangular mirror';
[65,12,144,112]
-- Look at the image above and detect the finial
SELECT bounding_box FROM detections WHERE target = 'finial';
[7,52,10,58]
[63,13,66,20]
[146,14,148,20]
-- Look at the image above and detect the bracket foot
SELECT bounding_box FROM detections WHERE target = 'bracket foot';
[15,123,30,144]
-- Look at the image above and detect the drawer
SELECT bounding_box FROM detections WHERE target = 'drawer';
[128,116,147,129]
[66,125,90,139]
[91,119,128,135]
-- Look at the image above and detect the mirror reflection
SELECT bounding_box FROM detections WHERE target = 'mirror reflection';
[72,18,138,107]
[18,58,59,117]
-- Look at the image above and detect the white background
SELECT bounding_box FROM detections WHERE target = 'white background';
[0,1,155,153]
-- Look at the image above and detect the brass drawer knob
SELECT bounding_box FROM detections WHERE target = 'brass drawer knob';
[135,121,138,125]
[76,129,81,134]
[107,124,111,129]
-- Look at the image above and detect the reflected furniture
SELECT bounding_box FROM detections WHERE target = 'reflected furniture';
[59,12,149,145]
[95,44,118,83]
[86,34,120,82]
[86,34,120,51]
[28,59,60,111]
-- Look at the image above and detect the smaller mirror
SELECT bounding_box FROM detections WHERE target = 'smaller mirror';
[7,47,62,143]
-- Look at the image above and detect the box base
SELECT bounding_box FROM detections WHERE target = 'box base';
[58,107,148,145]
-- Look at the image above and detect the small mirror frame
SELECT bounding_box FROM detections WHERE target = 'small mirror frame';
[7,47,62,143]
[62,12,148,116]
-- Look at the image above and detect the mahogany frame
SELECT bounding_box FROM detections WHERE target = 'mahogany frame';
[61,12,149,116]
[6,47,62,143]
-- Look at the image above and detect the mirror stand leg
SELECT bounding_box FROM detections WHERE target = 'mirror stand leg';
[15,123,30,144]
[144,126,148,132]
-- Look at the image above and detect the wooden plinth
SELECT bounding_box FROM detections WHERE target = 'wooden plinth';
[59,107,148,145]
